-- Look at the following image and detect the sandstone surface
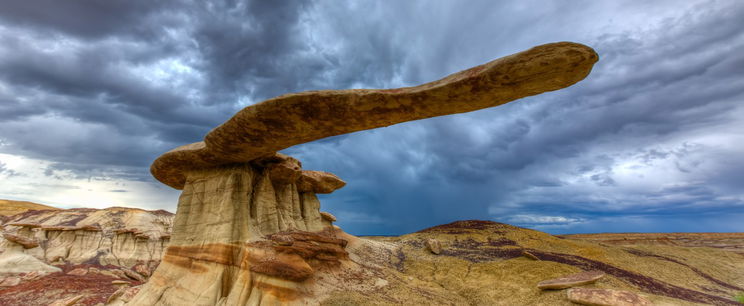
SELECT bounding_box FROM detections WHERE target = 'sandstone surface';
[567,288,653,306]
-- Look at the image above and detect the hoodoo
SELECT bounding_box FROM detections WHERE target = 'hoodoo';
[126,42,598,305]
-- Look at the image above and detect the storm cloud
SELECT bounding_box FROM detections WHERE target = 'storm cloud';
[1,0,743,235]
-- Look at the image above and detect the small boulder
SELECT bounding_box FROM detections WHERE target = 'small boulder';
[538,270,605,289]
[425,238,442,255]
[67,268,88,276]
[522,250,540,260]
[320,212,337,222]
[567,288,653,306]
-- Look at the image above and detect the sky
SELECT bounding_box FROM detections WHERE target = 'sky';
[1,0,743,235]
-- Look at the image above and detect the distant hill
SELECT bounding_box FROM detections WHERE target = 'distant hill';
[0,199,60,217]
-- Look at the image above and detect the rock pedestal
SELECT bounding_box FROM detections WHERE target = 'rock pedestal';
[125,156,347,305]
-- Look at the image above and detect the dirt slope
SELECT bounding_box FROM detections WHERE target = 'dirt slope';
[323,221,744,305]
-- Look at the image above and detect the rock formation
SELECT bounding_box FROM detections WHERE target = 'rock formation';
[125,42,598,305]
[0,205,174,305]
[0,207,173,271]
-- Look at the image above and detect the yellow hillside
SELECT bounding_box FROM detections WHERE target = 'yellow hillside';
[0,199,60,216]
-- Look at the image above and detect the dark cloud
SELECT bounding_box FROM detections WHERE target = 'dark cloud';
[0,0,179,39]
[1,0,743,234]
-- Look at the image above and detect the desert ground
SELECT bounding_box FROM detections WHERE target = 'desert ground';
[1,200,742,305]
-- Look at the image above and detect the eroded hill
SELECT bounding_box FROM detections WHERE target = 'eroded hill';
[0,204,173,305]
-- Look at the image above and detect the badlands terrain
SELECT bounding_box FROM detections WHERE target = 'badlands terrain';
[1,43,742,305]
[1,199,743,305]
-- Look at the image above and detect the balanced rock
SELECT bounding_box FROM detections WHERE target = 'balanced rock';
[131,42,597,305]
[567,288,653,306]
[538,270,605,289]
[426,238,442,255]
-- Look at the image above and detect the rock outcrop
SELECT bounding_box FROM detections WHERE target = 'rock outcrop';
[128,42,598,305]
[0,205,174,305]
